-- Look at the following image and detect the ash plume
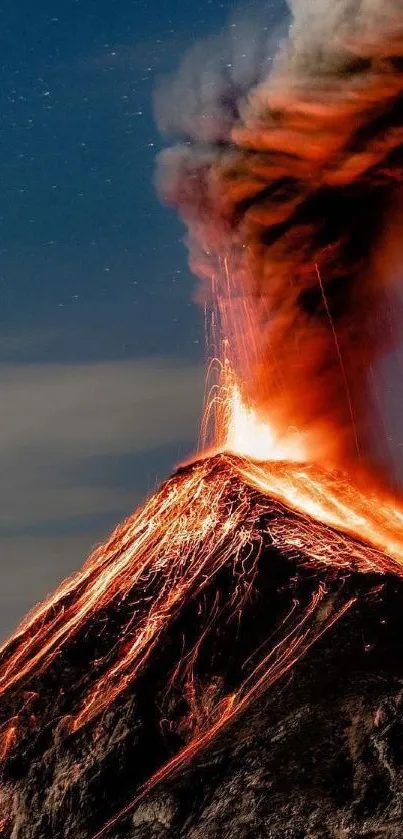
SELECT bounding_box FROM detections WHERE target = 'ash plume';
[155,0,403,470]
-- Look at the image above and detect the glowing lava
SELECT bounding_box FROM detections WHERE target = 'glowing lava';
[224,381,306,463]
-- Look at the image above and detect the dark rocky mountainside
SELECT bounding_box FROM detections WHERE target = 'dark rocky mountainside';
[1,454,403,839]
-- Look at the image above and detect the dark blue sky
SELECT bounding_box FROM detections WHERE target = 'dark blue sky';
[0,1,241,363]
[0,0,244,635]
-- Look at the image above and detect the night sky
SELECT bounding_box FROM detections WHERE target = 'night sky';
[0,0,244,637]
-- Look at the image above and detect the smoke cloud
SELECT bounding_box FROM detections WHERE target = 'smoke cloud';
[155,0,403,471]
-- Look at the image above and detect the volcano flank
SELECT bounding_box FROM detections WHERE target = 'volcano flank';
[1,453,403,839]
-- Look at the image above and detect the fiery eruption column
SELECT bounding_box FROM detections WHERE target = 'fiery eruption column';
[156,0,403,471]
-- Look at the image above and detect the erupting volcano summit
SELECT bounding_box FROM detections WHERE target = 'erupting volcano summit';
[3,453,403,839]
[2,0,403,837]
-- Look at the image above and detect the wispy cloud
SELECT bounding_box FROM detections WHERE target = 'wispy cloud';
[0,357,204,637]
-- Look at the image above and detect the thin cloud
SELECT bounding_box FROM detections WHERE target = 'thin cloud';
[0,357,204,637]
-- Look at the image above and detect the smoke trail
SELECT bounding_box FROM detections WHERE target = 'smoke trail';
[155,0,403,471]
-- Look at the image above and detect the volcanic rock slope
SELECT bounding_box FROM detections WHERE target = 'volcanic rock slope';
[1,454,403,839]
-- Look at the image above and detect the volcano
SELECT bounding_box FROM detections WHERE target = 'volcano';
[1,452,403,839]
[3,2,403,836]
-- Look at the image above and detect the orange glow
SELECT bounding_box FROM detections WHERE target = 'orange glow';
[199,257,336,467]
[216,357,307,463]
[225,382,301,461]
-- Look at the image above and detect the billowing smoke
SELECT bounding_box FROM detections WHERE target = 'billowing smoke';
[155,0,403,471]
